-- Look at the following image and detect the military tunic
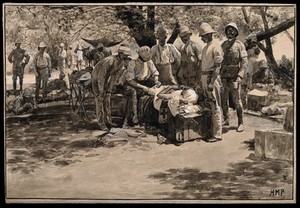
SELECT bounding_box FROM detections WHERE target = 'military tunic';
[220,39,248,125]
[8,48,30,80]
[91,55,126,129]
[178,40,202,87]
[151,43,181,85]
[201,39,224,139]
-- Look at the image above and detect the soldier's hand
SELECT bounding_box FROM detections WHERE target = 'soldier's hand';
[154,81,162,88]
[148,88,156,96]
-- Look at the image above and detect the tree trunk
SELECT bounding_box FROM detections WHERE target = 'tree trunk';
[145,6,156,47]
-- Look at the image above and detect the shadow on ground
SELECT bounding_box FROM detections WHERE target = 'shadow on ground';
[148,154,293,200]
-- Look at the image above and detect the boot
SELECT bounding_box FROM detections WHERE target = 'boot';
[19,78,23,91]
[131,94,139,124]
[237,123,244,132]
[13,79,17,95]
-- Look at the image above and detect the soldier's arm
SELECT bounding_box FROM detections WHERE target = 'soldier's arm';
[210,45,224,85]
[8,50,14,63]
[24,51,30,65]
[238,42,248,79]
[47,54,52,70]
[170,44,181,70]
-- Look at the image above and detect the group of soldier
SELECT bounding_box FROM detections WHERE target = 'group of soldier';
[90,21,257,143]
[7,21,274,143]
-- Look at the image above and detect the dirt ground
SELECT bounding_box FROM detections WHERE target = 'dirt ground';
[4,72,295,203]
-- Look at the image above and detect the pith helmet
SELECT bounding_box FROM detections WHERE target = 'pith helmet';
[118,44,131,56]
[198,22,216,36]
[258,60,268,69]
[22,88,34,98]
[179,26,192,37]
[15,37,23,44]
[138,46,151,61]
[155,26,168,39]
[225,22,239,36]
[38,42,47,48]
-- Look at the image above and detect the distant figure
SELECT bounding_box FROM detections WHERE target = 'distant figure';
[67,46,74,71]
[251,60,275,86]
[75,43,84,70]
[178,26,202,87]
[8,37,30,93]
[32,42,52,100]
[58,43,67,76]
[6,88,37,115]
[151,26,181,85]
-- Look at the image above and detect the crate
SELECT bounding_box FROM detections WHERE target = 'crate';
[167,109,211,142]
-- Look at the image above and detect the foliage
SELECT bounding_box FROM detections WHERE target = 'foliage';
[5,4,295,70]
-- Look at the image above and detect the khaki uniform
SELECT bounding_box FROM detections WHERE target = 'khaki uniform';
[151,44,181,85]
[32,52,52,99]
[8,47,30,91]
[91,55,126,129]
[220,39,248,125]
[201,39,224,139]
[124,58,159,124]
[178,40,202,87]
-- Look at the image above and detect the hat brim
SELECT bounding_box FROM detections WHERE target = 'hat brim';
[199,31,216,36]
[179,32,192,37]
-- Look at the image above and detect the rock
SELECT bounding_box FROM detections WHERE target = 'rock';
[247,89,269,111]
[284,106,294,132]
[254,129,294,161]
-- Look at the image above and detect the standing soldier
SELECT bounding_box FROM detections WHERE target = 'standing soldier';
[220,22,248,132]
[151,26,181,85]
[178,26,202,87]
[58,43,67,78]
[91,44,132,131]
[8,37,30,94]
[32,42,52,101]
[198,22,224,142]
[67,46,74,71]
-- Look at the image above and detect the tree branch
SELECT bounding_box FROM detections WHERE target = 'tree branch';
[241,6,250,24]
[257,42,267,53]
[284,30,294,43]
[259,6,269,30]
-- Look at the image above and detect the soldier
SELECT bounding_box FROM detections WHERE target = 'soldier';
[123,46,161,127]
[91,44,132,131]
[75,43,84,70]
[6,87,37,115]
[177,26,202,87]
[93,42,112,66]
[220,22,248,132]
[8,37,30,93]
[32,42,52,100]
[198,22,224,142]
[151,26,181,85]
[58,43,67,78]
